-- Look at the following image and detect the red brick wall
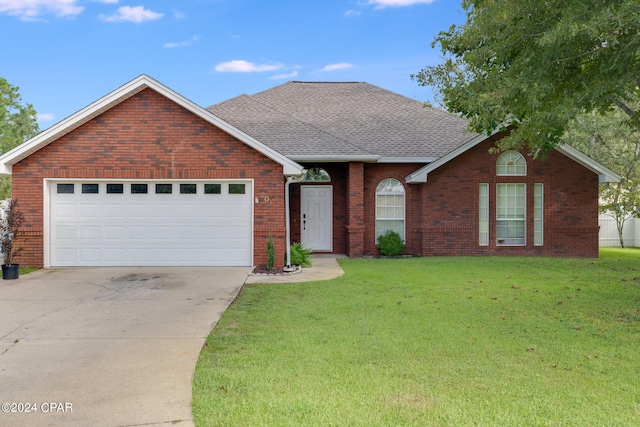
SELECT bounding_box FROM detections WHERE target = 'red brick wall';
[415,135,600,257]
[363,163,424,256]
[11,88,286,268]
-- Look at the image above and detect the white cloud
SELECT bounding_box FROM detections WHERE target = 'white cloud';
[270,71,299,80]
[163,35,200,48]
[95,0,118,3]
[368,0,435,8]
[344,9,361,17]
[37,113,55,121]
[215,60,283,73]
[318,63,354,72]
[0,0,83,20]
[100,5,163,23]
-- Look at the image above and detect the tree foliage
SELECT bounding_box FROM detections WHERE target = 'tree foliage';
[0,78,39,198]
[563,101,640,247]
[413,0,640,157]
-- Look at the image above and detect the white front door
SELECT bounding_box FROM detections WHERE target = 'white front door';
[301,185,332,251]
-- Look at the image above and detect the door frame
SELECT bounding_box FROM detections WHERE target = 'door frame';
[300,185,333,252]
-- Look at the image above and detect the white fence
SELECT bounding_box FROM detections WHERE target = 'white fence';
[599,215,640,247]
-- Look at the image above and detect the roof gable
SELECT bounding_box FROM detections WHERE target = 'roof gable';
[0,74,304,176]
[406,131,621,184]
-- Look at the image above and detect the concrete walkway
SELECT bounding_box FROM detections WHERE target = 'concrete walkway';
[244,254,346,284]
[0,267,248,427]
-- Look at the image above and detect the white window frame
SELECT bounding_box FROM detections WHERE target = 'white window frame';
[534,183,544,246]
[375,178,405,241]
[497,151,526,176]
[479,183,489,246]
[496,183,526,246]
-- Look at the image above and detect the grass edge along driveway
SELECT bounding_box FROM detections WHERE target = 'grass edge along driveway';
[193,248,640,426]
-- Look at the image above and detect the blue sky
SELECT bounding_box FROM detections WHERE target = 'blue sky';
[0,0,466,130]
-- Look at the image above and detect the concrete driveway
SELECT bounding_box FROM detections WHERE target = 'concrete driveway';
[0,267,248,427]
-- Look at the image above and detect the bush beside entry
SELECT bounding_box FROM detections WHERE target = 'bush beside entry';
[290,242,312,267]
[376,230,405,256]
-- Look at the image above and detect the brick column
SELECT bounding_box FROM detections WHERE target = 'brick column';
[345,162,365,257]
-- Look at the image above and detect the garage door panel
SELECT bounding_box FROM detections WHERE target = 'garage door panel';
[129,205,150,218]
[105,204,126,218]
[104,226,126,240]
[79,205,101,218]
[55,204,77,218]
[50,181,252,266]
[79,226,101,240]
[105,249,126,262]
[53,248,77,263]
[153,226,174,240]
[79,248,101,262]
[154,205,175,217]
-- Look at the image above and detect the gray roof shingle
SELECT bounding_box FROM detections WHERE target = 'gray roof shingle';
[207,81,477,161]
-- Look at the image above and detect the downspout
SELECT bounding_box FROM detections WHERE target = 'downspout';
[284,174,304,271]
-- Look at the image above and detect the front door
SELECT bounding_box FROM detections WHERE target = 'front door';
[301,185,332,251]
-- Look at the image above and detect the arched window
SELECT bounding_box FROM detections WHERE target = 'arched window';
[304,167,331,182]
[496,151,526,176]
[376,178,405,241]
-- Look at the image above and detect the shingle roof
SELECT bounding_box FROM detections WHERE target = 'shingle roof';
[207,81,477,161]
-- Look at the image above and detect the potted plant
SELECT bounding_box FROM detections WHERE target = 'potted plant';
[1,199,24,280]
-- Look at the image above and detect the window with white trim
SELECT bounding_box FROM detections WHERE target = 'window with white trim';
[497,151,526,176]
[376,178,405,241]
[479,183,489,246]
[534,183,544,246]
[496,183,526,245]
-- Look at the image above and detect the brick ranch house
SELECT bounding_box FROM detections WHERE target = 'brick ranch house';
[0,75,619,268]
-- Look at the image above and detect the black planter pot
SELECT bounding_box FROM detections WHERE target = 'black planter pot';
[2,264,19,280]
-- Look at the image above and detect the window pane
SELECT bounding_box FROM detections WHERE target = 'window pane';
[375,178,405,241]
[107,184,123,194]
[81,184,99,194]
[534,183,544,246]
[496,183,525,245]
[204,184,221,194]
[57,183,74,194]
[229,184,245,194]
[131,184,148,194]
[180,184,197,194]
[304,168,331,182]
[479,183,489,246]
[497,151,526,176]
[156,184,172,194]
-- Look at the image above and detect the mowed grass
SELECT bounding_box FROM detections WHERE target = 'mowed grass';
[193,249,640,426]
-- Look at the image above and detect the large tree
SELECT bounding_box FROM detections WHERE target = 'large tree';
[563,104,640,247]
[0,78,39,198]
[413,0,640,157]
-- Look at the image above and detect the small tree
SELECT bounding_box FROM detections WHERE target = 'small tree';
[1,199,24,266]
[267,232,275,271]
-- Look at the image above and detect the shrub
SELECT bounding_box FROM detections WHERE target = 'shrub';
[376,230,404,256]
[290,242,312,267]
[267,233,275,271]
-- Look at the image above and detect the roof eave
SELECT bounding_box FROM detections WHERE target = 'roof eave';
[405,132,490,183]
[405,132,622,184]
[555,144,621,183]
[287,155,381,163]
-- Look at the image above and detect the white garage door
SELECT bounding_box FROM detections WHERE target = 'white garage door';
[49,181,253,267]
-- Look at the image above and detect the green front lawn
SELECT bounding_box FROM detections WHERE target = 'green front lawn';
[193,249,640,426]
